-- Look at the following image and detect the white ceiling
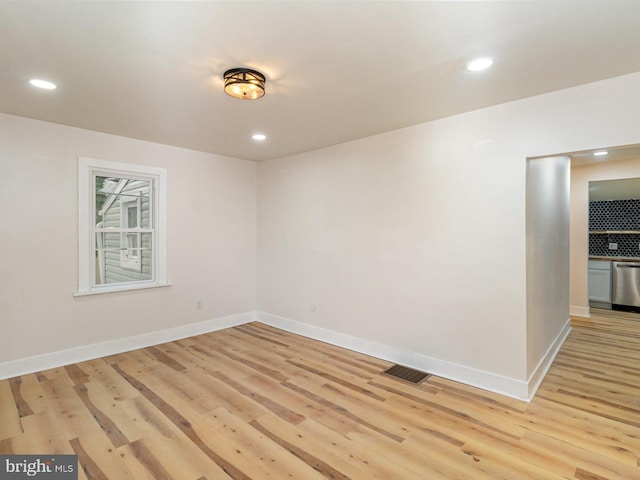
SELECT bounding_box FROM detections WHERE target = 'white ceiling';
[2,1,640,162]
[571,144,640,168]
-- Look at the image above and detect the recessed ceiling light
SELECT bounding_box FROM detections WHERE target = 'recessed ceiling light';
[29,78,57,90]
[593,151,608,157]
[252,133,266,141]
[465,57,494,72]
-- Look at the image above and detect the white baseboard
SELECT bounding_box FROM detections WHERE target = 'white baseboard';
[0,311,256,381]
[526,317,572,399]
[2,310,572,402]
[256,311,533,401]
[569,305,591,318]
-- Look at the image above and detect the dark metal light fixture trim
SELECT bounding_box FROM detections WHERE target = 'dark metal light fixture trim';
[223,68,266,100]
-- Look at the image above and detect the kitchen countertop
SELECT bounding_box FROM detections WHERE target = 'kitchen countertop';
[590,256,640,261]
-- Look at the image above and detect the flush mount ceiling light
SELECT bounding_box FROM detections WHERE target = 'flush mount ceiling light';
[29,78,57,90]
[465,57,494,72]
[252,133,267,141]
[223,68,266,100]
[593,150,609,157]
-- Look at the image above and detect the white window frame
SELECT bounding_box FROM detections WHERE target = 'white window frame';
[76,157,169,296]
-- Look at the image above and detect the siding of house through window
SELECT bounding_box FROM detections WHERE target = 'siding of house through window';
[95,177,153,285]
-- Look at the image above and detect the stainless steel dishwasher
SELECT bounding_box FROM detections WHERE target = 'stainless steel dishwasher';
[612,261,640,312]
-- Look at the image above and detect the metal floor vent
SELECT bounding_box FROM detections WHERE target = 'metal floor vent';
[382,364,430,384]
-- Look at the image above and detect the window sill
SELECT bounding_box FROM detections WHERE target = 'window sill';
[73,282,172,297]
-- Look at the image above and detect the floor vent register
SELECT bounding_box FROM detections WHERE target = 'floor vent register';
[382,364,430,384]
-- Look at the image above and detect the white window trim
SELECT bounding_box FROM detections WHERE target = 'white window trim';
[75,157,169,296]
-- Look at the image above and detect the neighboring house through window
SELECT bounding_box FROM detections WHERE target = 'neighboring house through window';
[76,157,168,295]
[122,198,142,270]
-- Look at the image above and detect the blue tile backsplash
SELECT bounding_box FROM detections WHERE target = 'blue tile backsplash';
[589,199,640,257]
[589,233,640,257]
[589,199,640,230]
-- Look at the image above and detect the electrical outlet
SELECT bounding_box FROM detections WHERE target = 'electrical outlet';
[309,304,316,312]
[196,300,203,310]
[608,242,618,250]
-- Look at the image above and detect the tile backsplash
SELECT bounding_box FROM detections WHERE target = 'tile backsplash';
[589,199,640,257]
[589,233,640,257]
[589,199,640,230]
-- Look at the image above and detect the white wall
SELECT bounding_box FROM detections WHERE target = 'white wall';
[526,156,571,391]
[570,156,640,316]
[257,72,640,399]
[0,113,257,371]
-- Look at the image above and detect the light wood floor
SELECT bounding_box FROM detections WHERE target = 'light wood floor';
[1,314,639,479]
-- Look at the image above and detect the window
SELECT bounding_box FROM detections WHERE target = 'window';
[118,185,143,271]
[76,157,168,295]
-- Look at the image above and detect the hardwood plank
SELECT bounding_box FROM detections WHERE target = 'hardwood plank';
[149,369,222,415]
[0,379,23,439]
[432,434,565,479]
[520,398,640,465]
[286,357,388,401]
[184,371,269,423]
[247,374,359,436]
[428,389,527,439]
[188,343,262,381]
[250,417,351,479]
[211,345,289,382]
[251,414,380,479]
[521,429,640,480]
[70,436,110,480]
[9,376,34,417]
[37,376,99,442]
[130,396,179,440]
[112,363,252,480]
[133,429,221,480]
[232,324,292,348]
[382,393,520,452]
[73,359,141,402]
[535,388,640,428]
[345,424,466,479]
[424,377,528,412]
[128,439,175,480]
[74,383,130,448]
[208,370,306,425]
[11,412,69,454]
[144,346,186,372]
[282,379,405,442]
[201,407,328,479]
[65,364,90,386]
[14,373,48,415]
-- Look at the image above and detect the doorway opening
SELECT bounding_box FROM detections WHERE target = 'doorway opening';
[568,143,640,319]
